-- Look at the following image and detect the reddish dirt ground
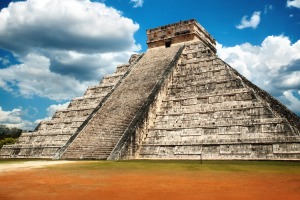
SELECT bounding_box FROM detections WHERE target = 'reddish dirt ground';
[0,162,300,200]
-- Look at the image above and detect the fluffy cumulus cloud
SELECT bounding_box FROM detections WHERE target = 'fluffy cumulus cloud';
[287,0,300,8]
[130,0,144,8]
[217,35,300,115]
[0,102,70,130]
[46,102,69,118]
[0,106,38,130]
[283,90,300,112]
[0,53,91,100]
[0,0,139,54]
[0,107,23,125]
[0,0,140,101]
[236,11,261,29]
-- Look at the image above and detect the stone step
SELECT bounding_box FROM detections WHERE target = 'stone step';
[62,45,183,160]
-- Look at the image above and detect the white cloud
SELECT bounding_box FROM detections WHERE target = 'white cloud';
[0,107,22,124]
[0,106,38,130]
[0,52,136,100]
[0,53,92,100]
[0,102,70,131]
[46,102,70,117]
[217,35,300,115]
[0,0,139,54]
[287,0,300,8]
[236,11,261,29]
[0,0,140,101]
[283,90,300,112]
[0,78,13,93]
[130,0,144,8]
[49,50,134,81]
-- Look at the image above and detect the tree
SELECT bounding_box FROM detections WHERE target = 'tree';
[0,125,9,140]
[0,125,22,148]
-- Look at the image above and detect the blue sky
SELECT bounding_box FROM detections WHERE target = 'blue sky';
[0,0,299,130]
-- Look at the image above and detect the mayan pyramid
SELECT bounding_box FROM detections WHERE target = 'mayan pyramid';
[1,19,300,160]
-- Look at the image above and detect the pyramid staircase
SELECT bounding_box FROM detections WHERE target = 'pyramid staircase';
[61,45,184,159]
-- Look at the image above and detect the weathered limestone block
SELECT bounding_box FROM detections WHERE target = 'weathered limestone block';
[101,74,123,85]
[84,85,113,96]
[273,143,300,154]
[220,144,252,155]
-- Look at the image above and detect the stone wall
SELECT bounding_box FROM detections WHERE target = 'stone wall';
[126,41,300,160]
[147,19,216,53]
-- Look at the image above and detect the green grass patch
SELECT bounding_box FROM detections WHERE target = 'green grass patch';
[1,159,300,175]
[46,160,300,175]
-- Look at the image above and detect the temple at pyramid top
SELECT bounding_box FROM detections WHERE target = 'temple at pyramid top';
[146,19,216,53]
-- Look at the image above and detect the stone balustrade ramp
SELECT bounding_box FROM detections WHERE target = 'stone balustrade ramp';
[61,45,183,160]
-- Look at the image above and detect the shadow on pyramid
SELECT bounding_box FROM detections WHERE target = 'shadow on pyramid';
[1,19,300,160]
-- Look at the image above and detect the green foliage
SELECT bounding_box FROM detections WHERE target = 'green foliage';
[0,124,22,148]
[0,124,22,140]
[0,137,16,148]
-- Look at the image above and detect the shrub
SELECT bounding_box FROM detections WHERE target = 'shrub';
[0,138,16,148]
[0,125,22,140]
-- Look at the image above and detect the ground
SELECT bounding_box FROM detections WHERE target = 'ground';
[0,160,300,200]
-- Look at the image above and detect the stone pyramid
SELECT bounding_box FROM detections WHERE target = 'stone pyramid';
[1,19,300,160]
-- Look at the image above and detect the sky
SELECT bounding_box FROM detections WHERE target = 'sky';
[0,0,299,130]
